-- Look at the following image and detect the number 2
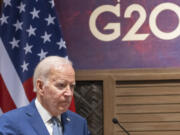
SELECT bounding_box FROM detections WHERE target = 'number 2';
[122,4,149,41]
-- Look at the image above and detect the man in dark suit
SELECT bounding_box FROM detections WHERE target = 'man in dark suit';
[0,56,90,135]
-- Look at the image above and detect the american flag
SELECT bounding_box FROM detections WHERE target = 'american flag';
[0,0,75,115]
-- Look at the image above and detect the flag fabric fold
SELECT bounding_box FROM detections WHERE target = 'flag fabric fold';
[0,0,75,114]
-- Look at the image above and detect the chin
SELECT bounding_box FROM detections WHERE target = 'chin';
[58,107,69,113]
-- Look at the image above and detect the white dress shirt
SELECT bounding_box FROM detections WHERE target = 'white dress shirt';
[35,98,61,135]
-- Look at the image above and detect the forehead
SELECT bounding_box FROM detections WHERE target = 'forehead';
[48,64,75,81]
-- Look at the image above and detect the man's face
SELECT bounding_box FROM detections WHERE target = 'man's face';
[40,64,75,116]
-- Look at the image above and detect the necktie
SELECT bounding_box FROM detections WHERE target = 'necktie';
[51,117,63,135]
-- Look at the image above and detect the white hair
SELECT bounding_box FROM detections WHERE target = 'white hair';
[33,56,73,92]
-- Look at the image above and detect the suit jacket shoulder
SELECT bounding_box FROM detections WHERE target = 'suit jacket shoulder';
[0,100,49,135]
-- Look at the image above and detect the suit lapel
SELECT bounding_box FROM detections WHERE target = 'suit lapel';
[24,100,50,135]
[61,111,73,135]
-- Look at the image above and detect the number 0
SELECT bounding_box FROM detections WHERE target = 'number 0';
[149,3,180,40]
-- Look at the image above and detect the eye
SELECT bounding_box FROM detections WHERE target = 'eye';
[56,83,66,90]
[70,84,76,90]
[55,82,76,91]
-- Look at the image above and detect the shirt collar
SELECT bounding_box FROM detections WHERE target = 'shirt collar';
[35,98,52,123]
[35,98,61,123]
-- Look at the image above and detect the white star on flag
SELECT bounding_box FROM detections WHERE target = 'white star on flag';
[0,14,9,25]
[9,37,20,49]
[30,8,40,19]
[24,43,33,54]
[37,49,48,60]
[13,20,23,31]
[17,2,26,13]
[57,38,66,50]
[3,0,11,7]
[49,0,55,8]
[26,25,36,37]
[45,14,55,26]
[21,61,29,72]
[41,31,51,43]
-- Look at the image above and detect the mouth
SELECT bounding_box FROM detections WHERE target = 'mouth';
[61,102,70,106]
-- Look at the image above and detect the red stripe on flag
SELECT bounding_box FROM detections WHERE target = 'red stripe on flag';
[23,78,36,102]
[69,96,76,112]
[0,74,16,112]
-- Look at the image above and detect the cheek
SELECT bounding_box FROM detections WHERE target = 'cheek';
[53,91,65,100]
[44,88,59,101]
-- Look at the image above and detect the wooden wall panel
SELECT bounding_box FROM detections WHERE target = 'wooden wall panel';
[114,122,180,130]
[115,131,180,135]
[116,104,180,113]
[76,68,180,135]
[117,113,180,122]
[114,80,180,134]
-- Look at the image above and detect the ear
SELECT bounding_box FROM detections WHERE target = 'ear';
[36,79,45,96]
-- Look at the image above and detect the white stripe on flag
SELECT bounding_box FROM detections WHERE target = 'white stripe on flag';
[0,38,29,108]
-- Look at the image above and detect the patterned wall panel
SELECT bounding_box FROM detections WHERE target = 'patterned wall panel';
[74,81,103,135]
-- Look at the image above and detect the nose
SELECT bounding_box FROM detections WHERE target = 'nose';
[64,85,73,96]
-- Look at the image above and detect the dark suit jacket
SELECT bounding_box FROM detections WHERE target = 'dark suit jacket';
[0,100,90,135]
